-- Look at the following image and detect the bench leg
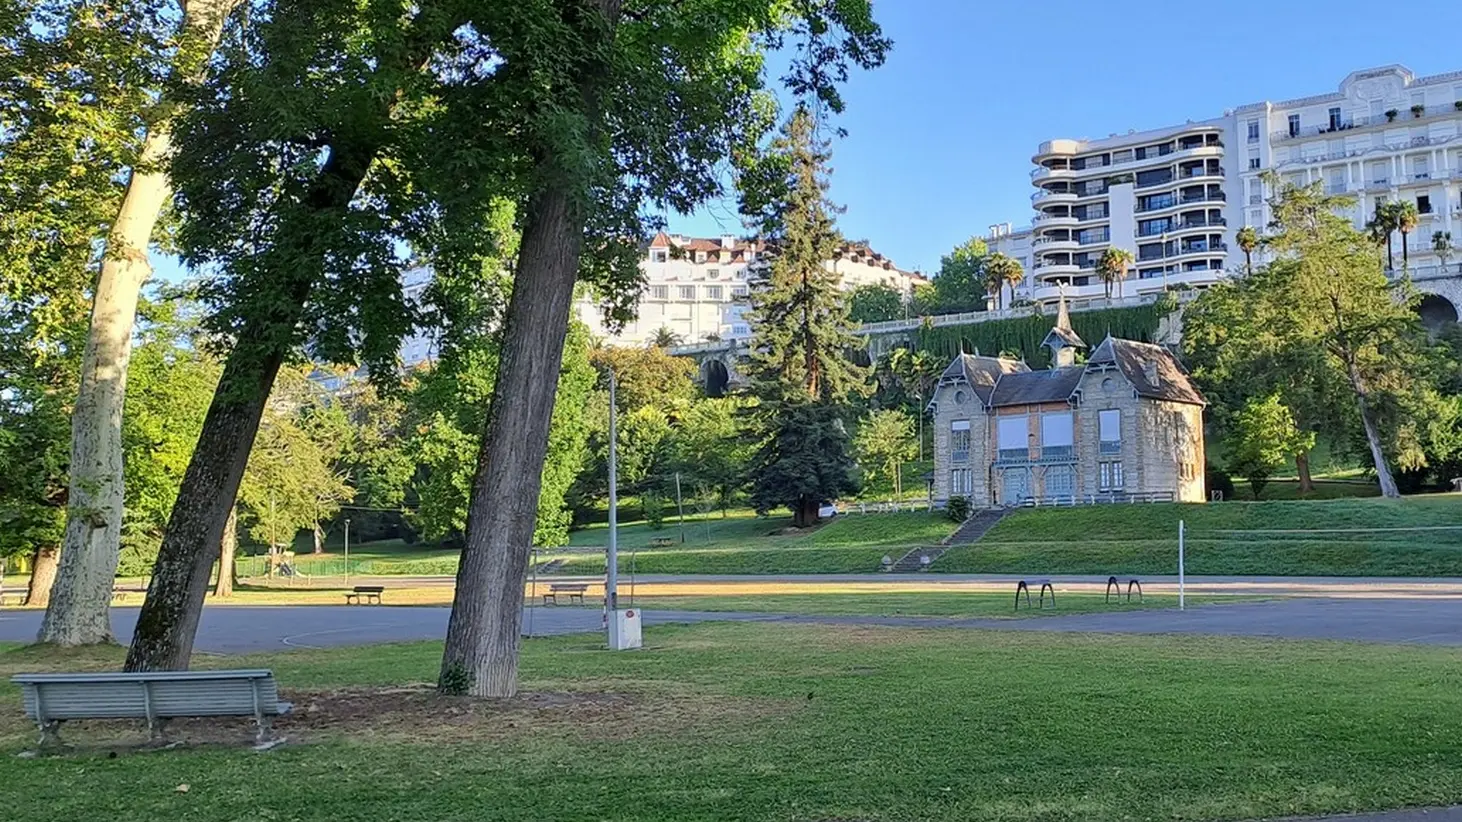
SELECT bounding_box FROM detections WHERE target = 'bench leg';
[254,714,275,745]
[1129,581,1142,602]
[1105,577,1118,604]
[146,717,170,742]
[1041,583,1055,609]
[37,719,62,749]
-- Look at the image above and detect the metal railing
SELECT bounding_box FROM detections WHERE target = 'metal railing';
[1271,106,1462,142]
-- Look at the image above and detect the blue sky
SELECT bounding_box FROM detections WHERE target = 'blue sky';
[156,0,1462,283]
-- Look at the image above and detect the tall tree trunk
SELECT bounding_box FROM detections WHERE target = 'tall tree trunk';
[1295,449,1314,493]
[40,0,238,647]
[214,506,237,598]
[437,0,622,700]
[439,183,589,698]
[313,523,324,554]
[1355,391,1400,499]
[793,497,820,529]
[1401,232,1410,269]
[26,547,59,608]
[1386,234,1394,270]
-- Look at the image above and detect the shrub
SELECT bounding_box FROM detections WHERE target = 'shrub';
[642,492,666,530]
[946,496,971,522]
[1205,466,1235,501]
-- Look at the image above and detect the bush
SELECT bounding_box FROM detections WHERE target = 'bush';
[946,496,971,522]
[642,492,666,530]
[1206,466,1234,501]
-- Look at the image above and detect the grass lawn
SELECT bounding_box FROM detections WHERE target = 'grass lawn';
[5,623,1462,820]
[938,495,1462,577]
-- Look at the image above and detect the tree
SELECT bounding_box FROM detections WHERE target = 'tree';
[42,0,239,647]
[589,346,697,413]
[847,283,903,324]
[983,252,1025,310]
[1434,231,1454,272]
[648,327,683,349]
[669,398,754,515]
[1095,248,1133,301]
[1226,394,1314,499]
[1259,176,1434,498]
[931,237,987,313]
[1366,202,1399,271]
[909,282,937,317]
[742,108,870,528]
[1236,226,1260,273]
[854,409,918,498]
[1395,200,1420,270]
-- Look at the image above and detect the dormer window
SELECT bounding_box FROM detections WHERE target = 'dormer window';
[650,249,668,263]
[695,251,706,263]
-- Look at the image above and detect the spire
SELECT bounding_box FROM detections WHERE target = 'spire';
[1040,282,1086,368]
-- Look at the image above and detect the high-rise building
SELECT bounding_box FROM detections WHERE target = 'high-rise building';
[1020,64,1462,311]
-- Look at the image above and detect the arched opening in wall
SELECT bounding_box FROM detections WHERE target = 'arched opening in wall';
[1416,293,1458,333]
[703,359,729,398]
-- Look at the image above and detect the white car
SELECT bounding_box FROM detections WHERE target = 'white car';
[818,502,839,519]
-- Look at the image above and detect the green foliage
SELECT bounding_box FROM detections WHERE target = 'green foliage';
[1095,247,1134,300]
[914,304,1164,366]
[590,346,697,413]
[930,236,988,313]
[1227,394,1315,500]
[847,283,903,324]
[853,408,918,497]
[747,400,861,523]
[945,495,971,522]
[982,252,1024,310]
[641,492,666,530]
[668,397,755,514]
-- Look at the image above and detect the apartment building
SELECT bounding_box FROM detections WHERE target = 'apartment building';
[574,232,924,346]
[1018,64,1462,309]
[1236,65,1462,272]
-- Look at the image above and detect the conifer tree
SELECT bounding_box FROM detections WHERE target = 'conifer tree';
[742,108,869,527]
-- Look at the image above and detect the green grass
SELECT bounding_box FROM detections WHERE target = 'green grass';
[938,495,1462,576]
[7,623,1462,820]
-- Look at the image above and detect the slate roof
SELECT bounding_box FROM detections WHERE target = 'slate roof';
[1088,337,1206,406]
[987,366,1084,408]
[1042,325,1085,350]
[936,354,1029,405]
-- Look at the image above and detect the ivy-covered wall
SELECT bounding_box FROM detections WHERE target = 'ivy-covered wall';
[908,303,1167,368]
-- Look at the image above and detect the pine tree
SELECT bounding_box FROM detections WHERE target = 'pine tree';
[742,108,868,527]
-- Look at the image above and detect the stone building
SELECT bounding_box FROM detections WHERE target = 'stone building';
[928,299,1206,507]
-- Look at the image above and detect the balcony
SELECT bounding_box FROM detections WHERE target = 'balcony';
[1032,189,1077,204]
[1032,236,1079,252]
[1176,242,1228,256]
[997,448,1030,464]
[1177,217,1226,229]
[1099,440,1121,456]
[1180,191,1225,204]
[1180,166,1224,179]
[1272,106,1462,142]
[1031,165,1074,181]
[1135,197,1178,214]
[1134,174,1176,190]
[1077,233,1111,246]
[1137,224,1172,237]
[1073,185,1109,199]
[1032,213,1077,227]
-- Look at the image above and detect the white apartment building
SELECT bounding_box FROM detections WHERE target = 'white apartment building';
[984,222,1034,306]
[574,232,925,346]
[1019,64,1462,311]
[1236,65,1462,273]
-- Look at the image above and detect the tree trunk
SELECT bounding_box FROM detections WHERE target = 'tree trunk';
[1385,234,1394,270]
[1355,393,1400,499]
[313,524,324,554]
[436,0,622,700]
[39,0,237,647]
[1295,450,1314,493]
[26,547,59,609]
[214,506,237,598]
[438,183,590,698]
[792,497,820,529]
[1401,232,1410,269]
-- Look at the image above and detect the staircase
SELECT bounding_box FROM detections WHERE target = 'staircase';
[943,507,1011,546]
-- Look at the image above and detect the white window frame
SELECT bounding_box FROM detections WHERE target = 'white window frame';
[705,285,723,301]
[997,417,1027,451]
[678,285,696,300]
[650,285,669,300]
[650,249,668,263]
[1112,461,1124,490]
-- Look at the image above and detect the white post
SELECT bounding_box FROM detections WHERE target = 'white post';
[607,368,619,615]
[1178,518,1186,612]
[343,518,350,587]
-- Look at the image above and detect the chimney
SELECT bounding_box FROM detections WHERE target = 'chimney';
[1143,360,1160,386]
[721,234,735,249]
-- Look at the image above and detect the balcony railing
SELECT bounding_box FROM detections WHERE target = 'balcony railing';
[1178,242,1228,254]
[1180,166,1224,179]
[1272,106,1462,142]
[1133,175,1175,190]
[997,448,1029,464]
[1180,191,1225,204]
[1178,217,1226,229]
[1041,445,1074,461]
[1135,198,1177,213]
[952,449,970,464]
[1099,440,1122,456]
[1078,234,1111,246]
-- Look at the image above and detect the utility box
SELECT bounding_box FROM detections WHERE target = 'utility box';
[608,608,642,650]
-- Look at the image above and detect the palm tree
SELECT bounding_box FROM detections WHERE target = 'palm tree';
[983,252,1024,310]
[1366,203,1398,271]
[1435,231,1455,272]
[648,327,683,348]
[1096,247,1134,301]
[1235,226,1259,273]
[1395,200,1420,270]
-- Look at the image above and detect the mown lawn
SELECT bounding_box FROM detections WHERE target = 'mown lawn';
[5,623,1462,821]
[938,495,1462,576]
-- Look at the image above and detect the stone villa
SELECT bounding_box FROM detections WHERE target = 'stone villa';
[928,298,1207,507]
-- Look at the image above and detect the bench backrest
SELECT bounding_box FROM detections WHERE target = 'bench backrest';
[352,586,385,593]
[551,583,587,591]
[13,670,284,721]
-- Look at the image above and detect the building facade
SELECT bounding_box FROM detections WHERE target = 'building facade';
[1017,64,1462,313]
[573,232,926,346]
[929,302,1206,508]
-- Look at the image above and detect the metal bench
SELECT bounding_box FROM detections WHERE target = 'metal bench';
[1105,576,1143,603]
[344,585,384,605]
[544,583,588,606]
[12,669,292,747]
[1014,578,1056,611]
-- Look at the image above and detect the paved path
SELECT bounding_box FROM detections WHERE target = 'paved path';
[8,597,1462,653]
[1277,809,1462,821]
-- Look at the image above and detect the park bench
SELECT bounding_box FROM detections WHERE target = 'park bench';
[543,583,588,606]
[1105,576,1143,604]
[1014,578,1056,611]
[0,587,22,607]
[111,584,147,603]
[12,669,292,747]
[649,537,675,548]
[344,585,384,605]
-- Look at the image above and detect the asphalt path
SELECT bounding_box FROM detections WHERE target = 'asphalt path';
[8,596,1462,653]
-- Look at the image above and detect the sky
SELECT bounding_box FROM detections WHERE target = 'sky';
[156,0,1462,283]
